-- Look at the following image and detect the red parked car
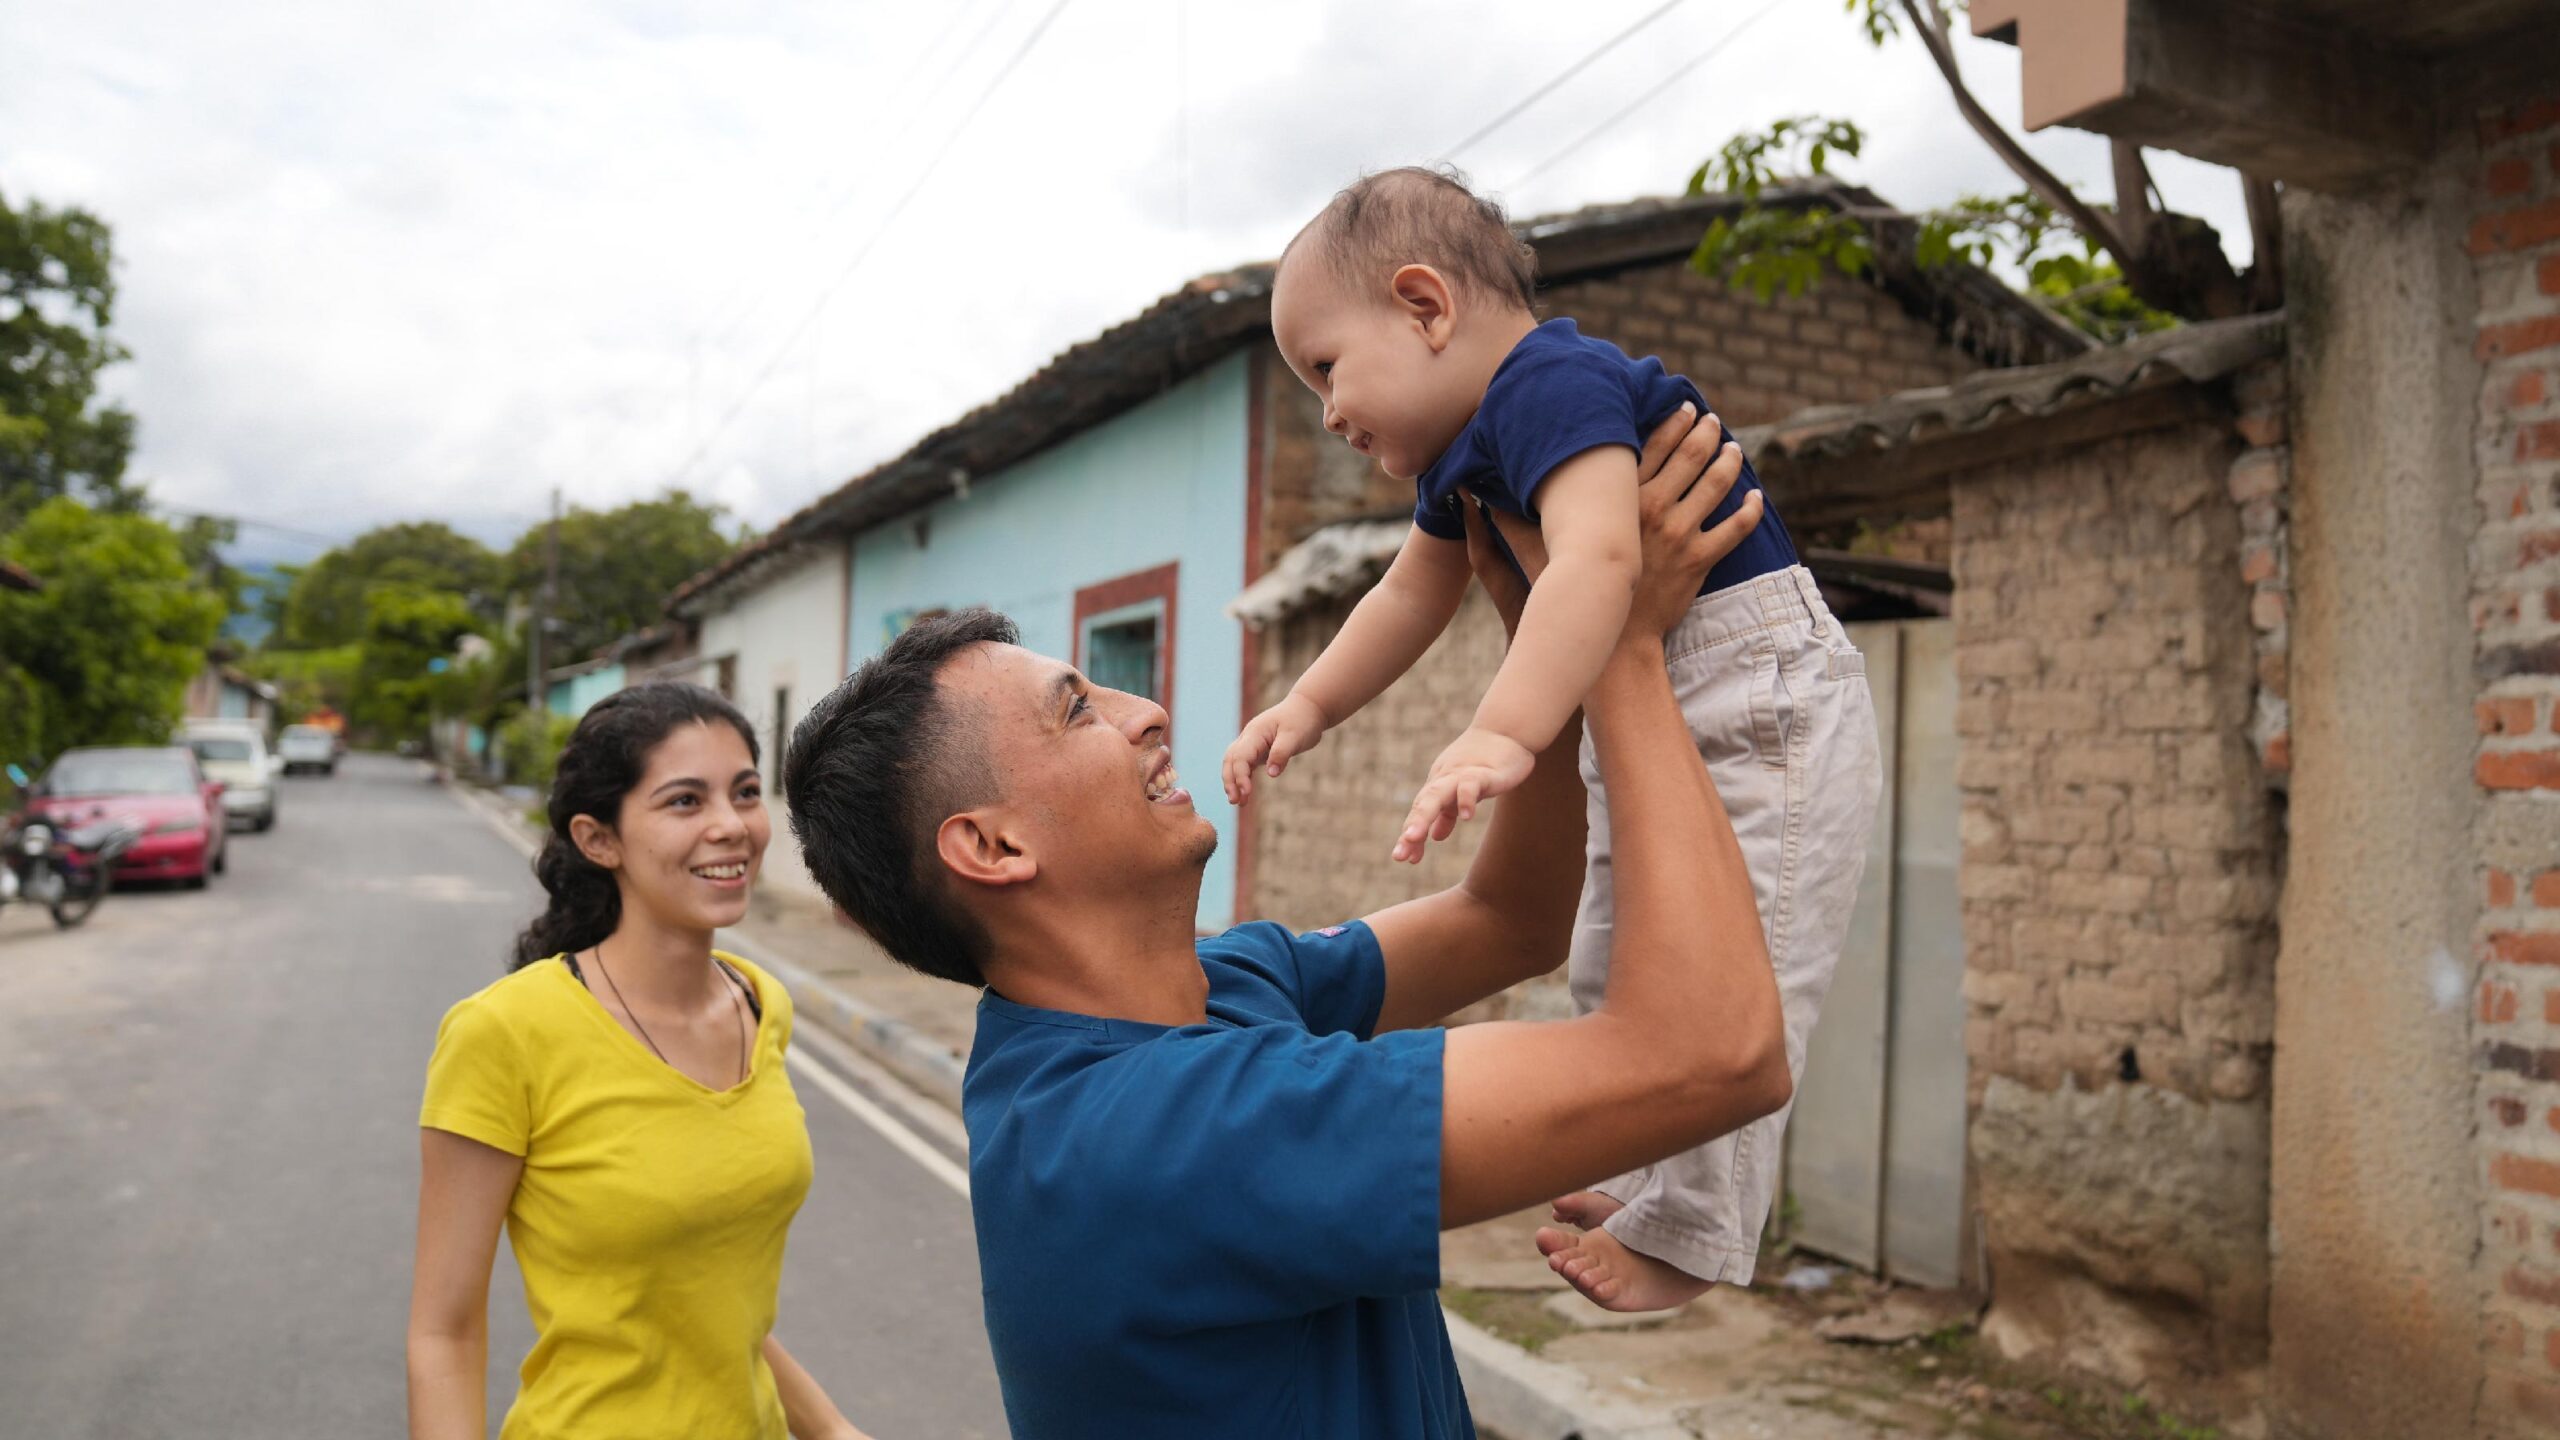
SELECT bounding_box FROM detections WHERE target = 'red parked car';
[25,746,229,888]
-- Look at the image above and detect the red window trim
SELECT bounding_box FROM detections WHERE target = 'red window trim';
[1072,562,1180,724]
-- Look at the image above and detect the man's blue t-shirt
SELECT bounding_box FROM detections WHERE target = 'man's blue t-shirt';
[963,920,1469,1440]
[1413,317,1798,596]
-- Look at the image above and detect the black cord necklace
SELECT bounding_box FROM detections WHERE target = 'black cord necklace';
[589,937,748,1087]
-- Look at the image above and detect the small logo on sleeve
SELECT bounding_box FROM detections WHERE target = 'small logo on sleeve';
[1312,925,1347,938]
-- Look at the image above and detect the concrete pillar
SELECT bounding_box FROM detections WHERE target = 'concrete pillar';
[2270,173,2485,1437]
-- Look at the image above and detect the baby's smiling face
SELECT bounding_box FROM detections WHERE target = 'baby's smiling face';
[1270,249,1486,482]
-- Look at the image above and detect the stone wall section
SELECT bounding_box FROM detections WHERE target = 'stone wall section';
[1952,422,2282,1379]
[2228,361,2292,777]
[2467,92,2560,1433]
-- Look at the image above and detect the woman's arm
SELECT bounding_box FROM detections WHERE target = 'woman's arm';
[407,1129,523,1440]
[764,1335,870,1440]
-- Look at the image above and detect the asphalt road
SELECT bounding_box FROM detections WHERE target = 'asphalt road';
[0,753,1007,1439]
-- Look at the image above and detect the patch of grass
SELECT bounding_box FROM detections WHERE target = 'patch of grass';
[1439,1286,1574,1356]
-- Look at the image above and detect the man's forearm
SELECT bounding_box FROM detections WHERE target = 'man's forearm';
[1453,704,1588,978]
[1582,638,1778,1067]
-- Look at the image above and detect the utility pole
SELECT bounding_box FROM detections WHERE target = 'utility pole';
[528,486,560,714]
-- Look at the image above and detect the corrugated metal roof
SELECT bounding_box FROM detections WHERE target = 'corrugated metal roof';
[1740,312,2282,467]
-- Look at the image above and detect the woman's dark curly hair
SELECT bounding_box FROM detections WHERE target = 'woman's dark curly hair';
[509,682,760,971]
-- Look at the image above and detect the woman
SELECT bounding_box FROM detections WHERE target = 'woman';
[407,683,866,1440]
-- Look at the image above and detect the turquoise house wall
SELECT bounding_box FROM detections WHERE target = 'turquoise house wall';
[846,353,1251,929]
[546,664,627,719]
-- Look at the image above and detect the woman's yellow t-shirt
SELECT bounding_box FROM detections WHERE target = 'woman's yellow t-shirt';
[420,953,814,1440]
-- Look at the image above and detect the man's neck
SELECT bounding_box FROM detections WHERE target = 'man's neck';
[981,889,1211,1027]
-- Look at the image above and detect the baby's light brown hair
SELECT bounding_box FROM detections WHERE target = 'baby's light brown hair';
[1287,166,1539,315]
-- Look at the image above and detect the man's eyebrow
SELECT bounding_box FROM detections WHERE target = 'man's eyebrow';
[1043,668,1082,723]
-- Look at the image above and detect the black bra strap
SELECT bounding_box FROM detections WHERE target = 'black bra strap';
[560,951,764,1023]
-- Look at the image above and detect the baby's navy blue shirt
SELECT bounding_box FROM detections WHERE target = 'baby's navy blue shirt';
[1413,317,1797,594]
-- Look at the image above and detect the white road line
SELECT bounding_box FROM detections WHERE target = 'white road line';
[447,781,970,1198]
[787,1048,971,1197]
[788,1013,972,1154]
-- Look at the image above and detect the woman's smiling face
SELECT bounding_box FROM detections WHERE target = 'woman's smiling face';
[598,719,770,934]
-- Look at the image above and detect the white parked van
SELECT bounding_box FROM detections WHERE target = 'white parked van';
[180,720,278,832]
[277,724,337,777]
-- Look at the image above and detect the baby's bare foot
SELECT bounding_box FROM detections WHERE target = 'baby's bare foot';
[1533,1192,1717,1313]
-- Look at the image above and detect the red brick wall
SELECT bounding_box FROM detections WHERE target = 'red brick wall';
[2469,91,2560,1430]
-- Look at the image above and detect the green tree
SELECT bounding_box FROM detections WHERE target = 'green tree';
[505,491,734,662]
[282,521,501,649]
[350,583,478,741]
[1687,0,2279,342]
[172,513,253,626]
[0,498,224,758]
[1,191,141,532]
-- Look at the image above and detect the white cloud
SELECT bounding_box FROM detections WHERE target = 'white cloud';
[1,0,2260,562]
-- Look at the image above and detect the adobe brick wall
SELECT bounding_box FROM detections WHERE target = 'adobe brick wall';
[2467,92,2560,1433]
[1953,420,2281,1382]
[1542,263,1975,431]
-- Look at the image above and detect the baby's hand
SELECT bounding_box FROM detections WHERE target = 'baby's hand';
[1223,693,1329,803]
[1393,727,1536,864]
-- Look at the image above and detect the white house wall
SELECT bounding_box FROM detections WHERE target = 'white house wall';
[697,542,851,909]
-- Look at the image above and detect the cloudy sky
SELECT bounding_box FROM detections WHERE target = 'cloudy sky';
[3,0,2255,562]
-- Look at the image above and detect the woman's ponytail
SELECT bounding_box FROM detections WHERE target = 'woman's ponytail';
[504,681,760,972]
[511,832,622,969]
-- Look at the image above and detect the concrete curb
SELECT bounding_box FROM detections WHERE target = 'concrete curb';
[445,774,1657,1440]
[1444,1312,1693,1440]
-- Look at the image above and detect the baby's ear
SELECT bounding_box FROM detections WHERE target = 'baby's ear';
[1389,264,1458,349]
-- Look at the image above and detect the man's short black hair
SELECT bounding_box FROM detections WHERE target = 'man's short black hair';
[1289,165,1539,314]
[784,607,1017,987]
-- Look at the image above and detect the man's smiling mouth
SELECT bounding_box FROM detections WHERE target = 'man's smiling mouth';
[1145,754,1189,806]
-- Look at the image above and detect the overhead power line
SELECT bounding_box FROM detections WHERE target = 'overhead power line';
[156,508,351,549]
[664,0,1078,492]
[1439,0,1698,163]
[686,0,1022,358]
[1506,0,1790,193]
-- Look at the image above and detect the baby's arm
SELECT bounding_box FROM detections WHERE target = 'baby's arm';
[1224,523,1471,803]
[1394,448,1639,862]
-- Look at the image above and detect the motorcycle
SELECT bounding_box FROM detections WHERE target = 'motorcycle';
[1,770,140,930]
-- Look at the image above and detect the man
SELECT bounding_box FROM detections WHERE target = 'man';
[783,410,1788,1439]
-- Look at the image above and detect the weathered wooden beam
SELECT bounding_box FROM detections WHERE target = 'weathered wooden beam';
[1972,0,2432,192]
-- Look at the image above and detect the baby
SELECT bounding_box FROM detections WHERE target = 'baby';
[1224,168,1884,1310]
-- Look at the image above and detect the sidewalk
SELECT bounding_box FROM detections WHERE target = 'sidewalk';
[722,889,2235,1440]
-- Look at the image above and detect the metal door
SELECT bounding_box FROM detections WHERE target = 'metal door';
[1782,618,1969,1287]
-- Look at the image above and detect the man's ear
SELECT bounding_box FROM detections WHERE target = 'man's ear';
[935,809,1038,891]
[1389,264,1458,353]
[569,813,621,871]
